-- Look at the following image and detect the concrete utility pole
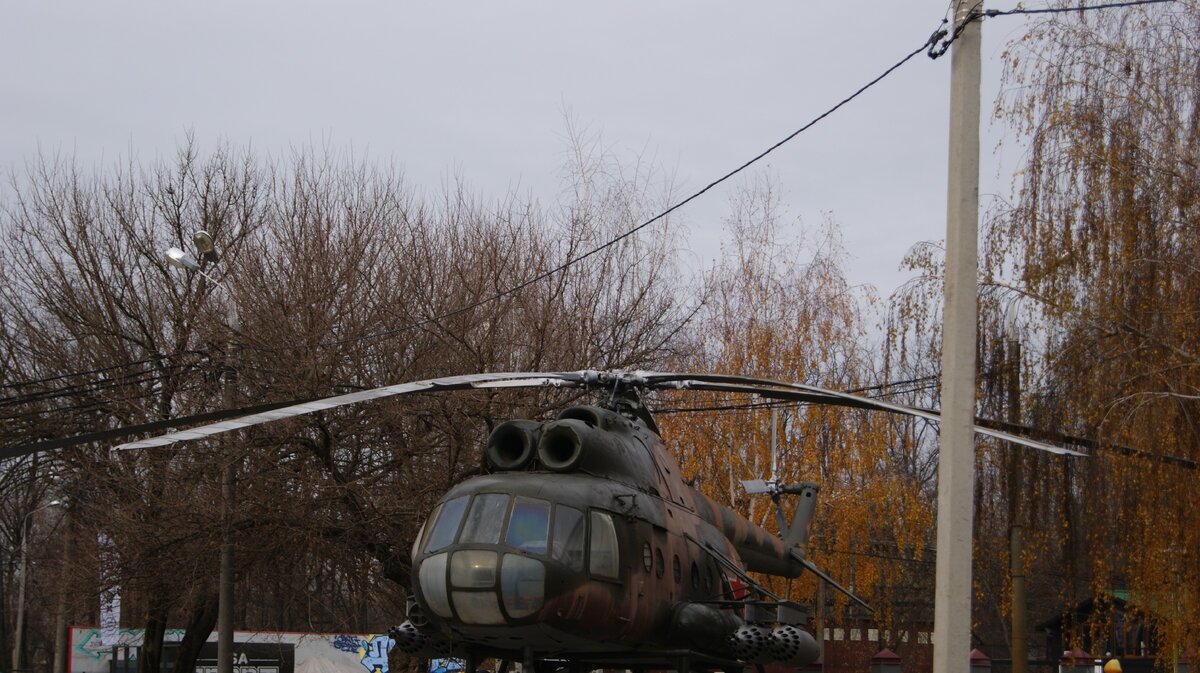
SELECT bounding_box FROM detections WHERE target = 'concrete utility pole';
[13,500,64,673]
[933,2,982,673]
[1007,334,1028,673]
[166,234,236,673]
[218,332,236,673]
[51,510,73,673]
[215,276,238,673]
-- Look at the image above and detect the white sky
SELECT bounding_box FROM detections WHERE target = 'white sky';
[1,2,1030,297]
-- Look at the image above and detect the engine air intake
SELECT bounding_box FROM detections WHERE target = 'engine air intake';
[485,420,541,471]
[537,420,585,472]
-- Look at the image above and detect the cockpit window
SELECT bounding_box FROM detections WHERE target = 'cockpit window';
[460,494,510,544]
[551,505,585,571]
[589,511,620,580]
[505,497,550,554]
[425,496,469,553]
[410,520,427,561]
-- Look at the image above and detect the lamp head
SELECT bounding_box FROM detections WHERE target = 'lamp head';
[165,246,201,272]
[192,230,220,264]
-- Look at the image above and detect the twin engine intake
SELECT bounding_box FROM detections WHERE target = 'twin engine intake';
[485,416,591,472]
[484,406,652,481]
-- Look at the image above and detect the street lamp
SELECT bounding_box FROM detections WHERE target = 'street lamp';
[164,232,237,673]
[12,499,65,673]
[165,246,201,272]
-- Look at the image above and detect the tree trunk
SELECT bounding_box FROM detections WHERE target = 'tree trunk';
[175,592,220,673]
[52,517,74,673]
[0,573,11,673]
[139,593,171,673]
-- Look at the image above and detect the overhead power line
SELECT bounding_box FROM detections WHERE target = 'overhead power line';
[8,0,1178,425]
[928,0,1177,56]
[319,30,949,353]
[0,352,200,392]
[985,0,1175,17]
[3,18,950,394]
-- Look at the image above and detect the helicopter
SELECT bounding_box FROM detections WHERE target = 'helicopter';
[115,370,1084,673]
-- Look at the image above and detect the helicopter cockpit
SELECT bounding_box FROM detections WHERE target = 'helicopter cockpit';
[411,488,622,627]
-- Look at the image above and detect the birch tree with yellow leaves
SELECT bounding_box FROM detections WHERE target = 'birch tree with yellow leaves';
[986,0,1200,661]
[660,176,938,651]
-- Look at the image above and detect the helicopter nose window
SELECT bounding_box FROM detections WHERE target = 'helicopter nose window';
[410,520,426,561]
[424,496,469,554]
[460,494,510,544]
[551,505,585,570]
[451,550,498,588]
[501,553,546,618]
[417,552,452,618]
[505,497,550,554]
[451,590,505,625]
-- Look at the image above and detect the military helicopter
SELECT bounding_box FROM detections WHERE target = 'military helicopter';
[116,370,1083,673]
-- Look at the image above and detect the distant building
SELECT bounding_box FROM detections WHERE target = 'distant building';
[1039,590,1180,673]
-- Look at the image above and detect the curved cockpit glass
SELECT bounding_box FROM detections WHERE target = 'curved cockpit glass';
[461,493,508,544]
[424,496,469,553]
[552,505,585,570]
[506,497,550,553]
[415,493,619,625]
[589,511,619,579]
[418,494,603,567]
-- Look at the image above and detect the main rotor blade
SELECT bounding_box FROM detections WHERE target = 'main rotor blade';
[644,373,1089,458]
[1,395,321,460]
[113,372,583,451]
[29,368,1090,458]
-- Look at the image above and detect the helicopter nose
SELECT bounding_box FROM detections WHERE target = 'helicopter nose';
[417,550,546,625]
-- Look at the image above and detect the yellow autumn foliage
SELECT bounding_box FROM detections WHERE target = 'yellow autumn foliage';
[990,0,1200,661]
[659,176,936,640]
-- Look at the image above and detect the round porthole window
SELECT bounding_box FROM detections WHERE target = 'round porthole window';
[655,548,665,578]
[643,543,653,572]
[672,555,681,583]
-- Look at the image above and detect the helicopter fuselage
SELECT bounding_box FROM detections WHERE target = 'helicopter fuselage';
[400,404,813,669]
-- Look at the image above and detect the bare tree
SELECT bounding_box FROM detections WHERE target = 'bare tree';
[1,133,690,673]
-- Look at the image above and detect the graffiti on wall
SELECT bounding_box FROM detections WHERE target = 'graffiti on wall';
[330,636,361,655]
[358,636,393,673]
[428,659,463,673]
[74,629,187,660]
[331,634,394,673]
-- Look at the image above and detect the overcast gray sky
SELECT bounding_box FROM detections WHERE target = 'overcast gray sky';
[1,2,1028,296]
